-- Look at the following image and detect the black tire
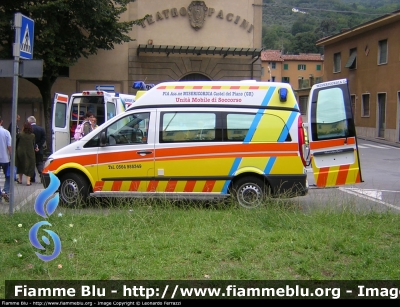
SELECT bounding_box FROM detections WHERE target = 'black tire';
[232,176,269,209]
[59,173,90,207]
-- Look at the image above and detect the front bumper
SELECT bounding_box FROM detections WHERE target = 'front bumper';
[42,173,51,188]
[266,173,308,197]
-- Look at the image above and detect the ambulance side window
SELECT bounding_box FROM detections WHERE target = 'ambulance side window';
[103,112,150,146]
[315,87,348,140]
[84,132,100,148]
[160,112,217,143]
[107,102,116,121]
[54,102,67,128]
[226,113,254,141]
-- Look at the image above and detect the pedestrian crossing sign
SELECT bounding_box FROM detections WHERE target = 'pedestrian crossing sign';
[19,14,34,59]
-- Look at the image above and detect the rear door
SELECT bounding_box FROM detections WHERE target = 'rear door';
[103,92,117,122]
[106,98,117,121]
[52,93,70,153]
[307,79,363,187]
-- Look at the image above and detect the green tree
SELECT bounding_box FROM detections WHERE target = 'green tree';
[290,32,322,54]
[291,15,317,36]
[0,0,147,152]
[317,18,338,37]
[262,24,293,52]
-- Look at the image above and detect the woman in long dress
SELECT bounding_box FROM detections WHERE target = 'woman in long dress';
[16,122,36,185]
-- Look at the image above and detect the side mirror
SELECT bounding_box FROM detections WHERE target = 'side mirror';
[100,131,107,147]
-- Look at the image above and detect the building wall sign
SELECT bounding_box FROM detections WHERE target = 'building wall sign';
[140,1,254,33]
[188,1,207,30]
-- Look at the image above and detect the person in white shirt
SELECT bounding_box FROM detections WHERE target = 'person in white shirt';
[0,116,12,202]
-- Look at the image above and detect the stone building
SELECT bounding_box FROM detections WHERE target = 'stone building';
[316,9,400,143]
[260,50,324,116]
[0,0,263,130]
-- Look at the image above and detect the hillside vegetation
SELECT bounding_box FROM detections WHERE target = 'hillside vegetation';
[261,0,400,54]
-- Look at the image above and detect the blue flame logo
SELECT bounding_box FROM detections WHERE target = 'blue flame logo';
[29,172,62,261]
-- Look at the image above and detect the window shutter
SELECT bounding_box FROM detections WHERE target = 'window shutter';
[345,52,357,68]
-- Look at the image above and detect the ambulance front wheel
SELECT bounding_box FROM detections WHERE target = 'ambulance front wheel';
[59,173,90,206]
[232,176,269,209]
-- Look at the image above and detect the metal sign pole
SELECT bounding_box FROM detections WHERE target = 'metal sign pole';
[9,13,22,215]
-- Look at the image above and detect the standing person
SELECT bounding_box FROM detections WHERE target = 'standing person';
[27,116,46,183]
[15,122,36,186]
[8,114,20,135]
[8,114,20,181]
[74,111,93,140]
[90,115,98,130]
[0,116,11,202]
[83,112,94,135]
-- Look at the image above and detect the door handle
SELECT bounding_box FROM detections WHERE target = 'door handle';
[137,151,152,155]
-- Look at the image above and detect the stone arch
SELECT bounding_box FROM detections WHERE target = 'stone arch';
[179,73,211,81]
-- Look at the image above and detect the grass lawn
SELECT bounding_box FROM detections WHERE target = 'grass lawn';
[1,198,400,298]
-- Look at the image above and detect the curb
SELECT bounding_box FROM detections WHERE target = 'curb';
[358,136,400,148]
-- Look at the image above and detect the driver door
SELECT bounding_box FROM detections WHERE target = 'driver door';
[94,111,155,193]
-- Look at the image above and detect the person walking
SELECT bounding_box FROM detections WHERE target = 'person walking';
[27,116,46,183]
[8,114,20,181]
[15,122,36,186]
[0,116,12,202]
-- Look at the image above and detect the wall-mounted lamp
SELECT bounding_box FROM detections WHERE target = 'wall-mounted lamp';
[148,39,153,45]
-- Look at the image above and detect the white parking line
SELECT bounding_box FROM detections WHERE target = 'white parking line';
[339,187,400,211]
[14,189,43,212]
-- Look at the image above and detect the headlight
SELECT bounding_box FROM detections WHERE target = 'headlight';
[44,158,53,169]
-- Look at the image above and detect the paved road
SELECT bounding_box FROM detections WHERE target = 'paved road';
[0,171,44,214]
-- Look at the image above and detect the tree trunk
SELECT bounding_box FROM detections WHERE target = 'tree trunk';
[26,75,57,156]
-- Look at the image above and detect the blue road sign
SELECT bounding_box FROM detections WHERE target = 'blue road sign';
[20,14,34,59]
[96,85,115,92]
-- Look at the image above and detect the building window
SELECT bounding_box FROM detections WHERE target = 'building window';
[362,94,370,117]
[345,48,357,69]
[58,66,70,77]
[316,64,321,71]
[282,77,290,83]
[333,52,341,73]
[283,63,288,70]
[378,39,388,64]
[298,64,306,70]
[271,62,276,69]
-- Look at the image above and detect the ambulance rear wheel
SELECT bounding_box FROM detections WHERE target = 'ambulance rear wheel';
[59,173,90,206]
[232,176,268,209]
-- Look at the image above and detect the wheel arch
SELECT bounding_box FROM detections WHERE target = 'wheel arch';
[55,167,94,194]
[228,171,271,195]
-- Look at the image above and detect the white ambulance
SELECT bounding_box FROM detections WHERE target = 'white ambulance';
[43,79,363,208]
[52,90,136,153]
